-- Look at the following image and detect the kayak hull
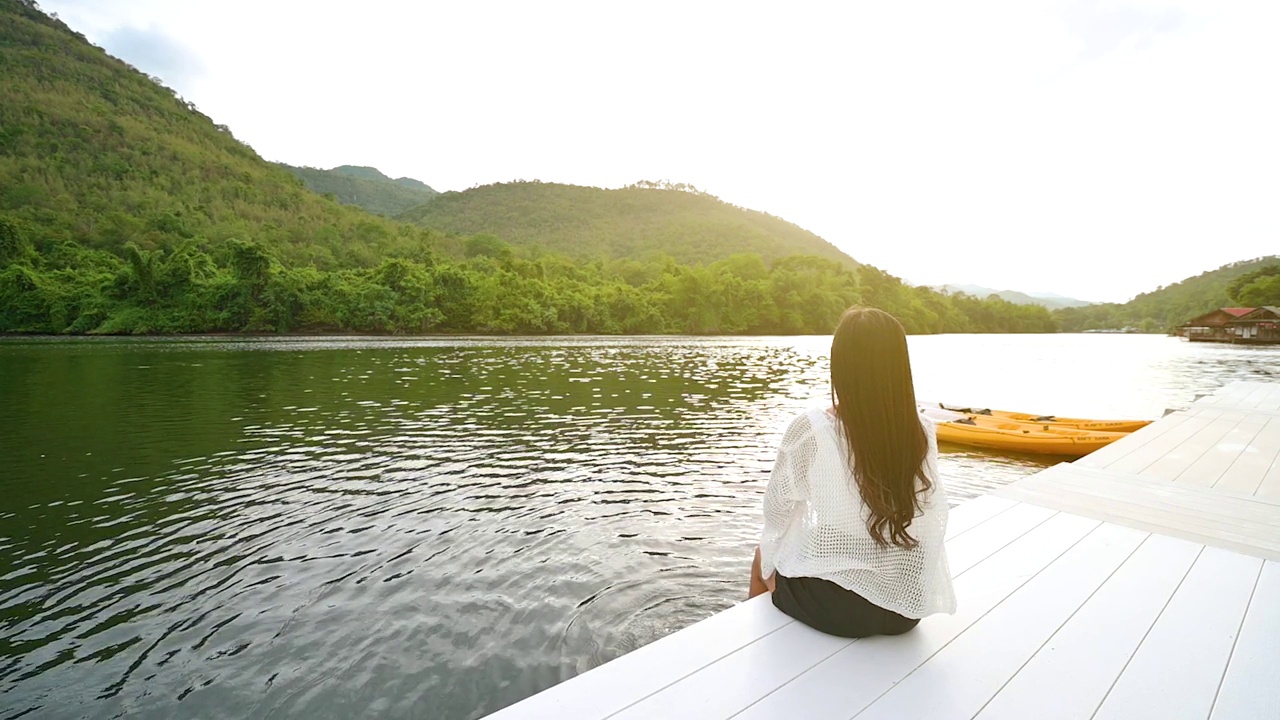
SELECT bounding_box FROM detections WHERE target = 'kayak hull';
[935,417,1129,457]
[936,404,1152,433]
[991,412,1150,433]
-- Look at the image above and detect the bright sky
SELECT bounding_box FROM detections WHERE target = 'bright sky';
[40,0,1280,302]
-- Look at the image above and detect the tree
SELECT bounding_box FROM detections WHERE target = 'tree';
[1228,264,1280,307]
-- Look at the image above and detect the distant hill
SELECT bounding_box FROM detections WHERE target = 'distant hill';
[0,0,419,271]
[398,180,857,266]
[934,284,1093,310]
[280,164,437,216]
[1055,256,1280,332]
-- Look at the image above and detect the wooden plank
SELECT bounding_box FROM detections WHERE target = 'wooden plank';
[1092,547,1262,720]
[1239,383,1280,411]
[1252,384,1280,409]
[1174,417,1269,488]
[482,595,793,719]
[1032,463,1280,510]
[607,618,851,720]
[1140,415,1245,481]
[1192,381,1280,416]
[998,471,1280,561]
[1089,413,1212,475]
[973,533,1202,720]
[1212,415,1280,496]
[1006,465,1280,528]
[944,495,1018,540]
[1258,454,1280,501]
[1211,560,1280,720]
[1075,411,1190,469]
[732,513,1100,720]
[1201,382,1267,408]
[1232,384,1268,410]
[849,523,1149,720]
[611,505,1067,720]
[944,503,1056,576]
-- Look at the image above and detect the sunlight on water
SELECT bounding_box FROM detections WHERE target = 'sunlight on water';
[0,334,1275,719]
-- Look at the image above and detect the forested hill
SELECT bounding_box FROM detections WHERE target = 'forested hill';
[0,0,428,269]
[0,0,1060,337]
[1055,256,1280,332]
[279,164,437,217]
[398,181,856,266]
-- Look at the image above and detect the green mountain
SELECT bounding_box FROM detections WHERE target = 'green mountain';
[279,164,437,216]
[934,284,1093,310]
[1055,256,1280,332]
[398,180,857,266]
[0,0,428,270]
[0,0,1060,337]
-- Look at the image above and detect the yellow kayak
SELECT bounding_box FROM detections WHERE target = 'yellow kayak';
[936,403,1151,433]
[934,415,1129,457]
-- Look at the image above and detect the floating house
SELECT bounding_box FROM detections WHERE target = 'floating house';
[1178,307,1259,343]
[1229,306,1280,344]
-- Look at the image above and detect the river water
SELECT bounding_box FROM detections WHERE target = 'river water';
[0,334,1275,719]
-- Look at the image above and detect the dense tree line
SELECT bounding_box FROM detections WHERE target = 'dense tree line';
[0,219,1057,335]
[1226,264,1280,307]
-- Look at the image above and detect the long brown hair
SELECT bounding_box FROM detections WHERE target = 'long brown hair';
[830,307,931,549]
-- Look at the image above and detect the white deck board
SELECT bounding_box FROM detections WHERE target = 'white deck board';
[1092,547,1262,720]
[1075,410,1192,469]
[850,523,1147,720]
[618,509,1083,720]
[1195,381,1280,413]
[974,533,1202,720]
[607,619,850,720]
[732,513,1100,720]
[1259,453,1280,500]
[1078,397,1280,499]
[1084,411,1209,474]
[942,494,1017,538]
[1211,560,1280,720]
[485,381,1280,720]
[995,464,1280,561]
[1175,416,1270,487]
[481,595,794,720]
[1139,414,1245,482]
[1212,415,1280,496]
[943,503,1056,575]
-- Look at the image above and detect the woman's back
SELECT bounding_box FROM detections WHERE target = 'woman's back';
[759,407,955,620]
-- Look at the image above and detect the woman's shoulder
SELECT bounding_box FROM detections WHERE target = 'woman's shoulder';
[779,406,835,442]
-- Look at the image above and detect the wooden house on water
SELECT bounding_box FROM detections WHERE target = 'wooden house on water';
[1229,306,1280,344]
[1178,307,1255,342]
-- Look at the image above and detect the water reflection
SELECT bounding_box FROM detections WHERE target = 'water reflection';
[0,334,1274,719]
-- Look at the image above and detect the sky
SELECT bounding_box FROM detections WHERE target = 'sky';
[39,0,1280,303]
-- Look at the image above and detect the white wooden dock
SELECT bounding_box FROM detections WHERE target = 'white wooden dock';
[485,380,1280,720]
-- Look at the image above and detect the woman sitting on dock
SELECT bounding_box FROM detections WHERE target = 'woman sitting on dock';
[749,307,956,637]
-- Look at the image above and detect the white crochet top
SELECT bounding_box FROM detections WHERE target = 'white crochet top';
[758,408,957,619]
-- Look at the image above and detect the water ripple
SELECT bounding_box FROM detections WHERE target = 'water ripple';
[0,334,1275,719]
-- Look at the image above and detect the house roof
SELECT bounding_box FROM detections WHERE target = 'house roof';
[1229,306,1280,322]
[1180,307,1256,326]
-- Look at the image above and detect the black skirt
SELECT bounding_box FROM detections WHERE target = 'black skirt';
[772,574,920,638]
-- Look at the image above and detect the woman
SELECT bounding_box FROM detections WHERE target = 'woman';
[748,307,955,638]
